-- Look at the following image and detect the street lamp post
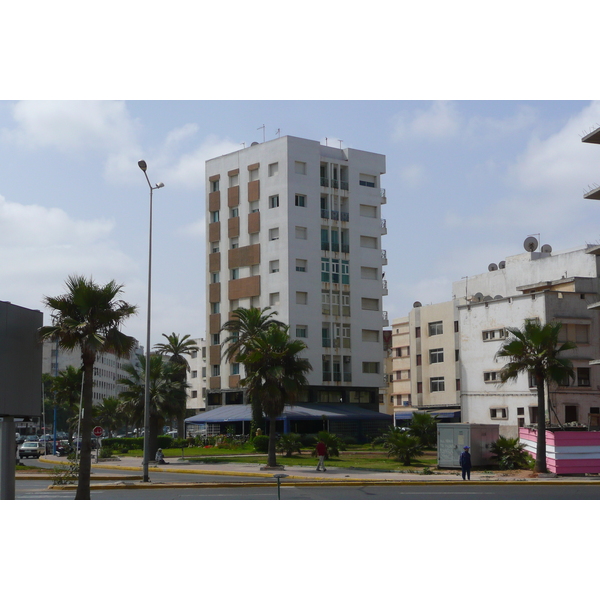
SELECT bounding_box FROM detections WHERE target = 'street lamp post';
[138,159,164,483]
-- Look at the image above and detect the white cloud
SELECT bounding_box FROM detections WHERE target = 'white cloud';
[398,163,426,188]
[3,100,138,152]
[0,194,137,313]
[392,101,461,141]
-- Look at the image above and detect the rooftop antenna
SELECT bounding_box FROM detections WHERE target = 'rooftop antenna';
[462,275,468,298]
[240,142,246,148]
[258,124,265,143]
[276,128,281,138]
[339,139,343,149]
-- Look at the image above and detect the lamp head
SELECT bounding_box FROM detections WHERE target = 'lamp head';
[138,160,147,172]
[156,182,165,188]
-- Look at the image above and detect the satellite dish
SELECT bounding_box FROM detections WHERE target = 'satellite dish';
[541,244,552,253]
[494,295,503,300]
[524,236,538,252]
[488,263,498,271]
[473,292,484,302]
[251,141,259,146]
[498,261,506,269]
[413,301,422,308]
[483,295,493,302]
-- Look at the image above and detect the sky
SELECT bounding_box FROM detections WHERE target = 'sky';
[4,1,600,587]
[2,99,600,349]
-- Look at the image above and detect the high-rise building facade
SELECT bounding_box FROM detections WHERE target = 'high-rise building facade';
[205,135,387,411]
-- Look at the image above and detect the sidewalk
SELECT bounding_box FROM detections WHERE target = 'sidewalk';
[34,454,600,488]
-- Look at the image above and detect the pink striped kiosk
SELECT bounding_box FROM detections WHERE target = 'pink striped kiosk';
[519,427,600,474]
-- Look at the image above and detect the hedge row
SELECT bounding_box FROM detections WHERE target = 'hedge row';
[102,435,174,450]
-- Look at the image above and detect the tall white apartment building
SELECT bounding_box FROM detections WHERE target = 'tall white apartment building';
[185,337,207,414]
[205,135,387,412]
[42,338,143,404]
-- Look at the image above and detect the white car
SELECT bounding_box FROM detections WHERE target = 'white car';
[19,441,44,458]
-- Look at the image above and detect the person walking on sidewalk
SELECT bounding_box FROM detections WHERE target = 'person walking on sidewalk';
[316,439,327,472]
[459,446,471,480]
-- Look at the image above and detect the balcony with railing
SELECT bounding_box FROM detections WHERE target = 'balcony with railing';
[381,249,388,265]
[320,176,329,187]
[341,211,349,222]
[340,181,349,191]
[381,219,387,234]
[382,279,388,295]
[321,209,330,219]
[382,310,389,326]
[341,244,349,253]
[380,188,387,204]
[330,210,339,221]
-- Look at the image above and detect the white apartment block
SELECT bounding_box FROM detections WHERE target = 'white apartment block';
[185,337,207,414]
[205,135,387,411]
[390,301,461,424]
[454,243,600,437]
[42,338,143,404]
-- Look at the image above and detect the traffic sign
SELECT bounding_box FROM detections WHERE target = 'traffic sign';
[93,426,103,437]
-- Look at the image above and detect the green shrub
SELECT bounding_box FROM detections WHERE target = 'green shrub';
[276,433,302,457]
[311,431,346,458]
[99,446,113,459]
[490,436,533,470]
[252,435,270,453]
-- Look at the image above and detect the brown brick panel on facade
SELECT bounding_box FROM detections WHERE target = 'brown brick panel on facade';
[228,275,260,300]
[248,211,260,234]
[209,313,221,334]
[209,251,221,272]
[228,216,240,238]
[228,244,260,269]
[208,221,221,243]
[229,375,241,388]
[209,344,221,364]
[228,185,240,207]
[209,376,221,389]
[208,190,220,212]
[209,282,221,303]
[248,180,260,202]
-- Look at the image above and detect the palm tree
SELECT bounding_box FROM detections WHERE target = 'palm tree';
[94,396,122,438]
[496,320,576,473]
[154,333,199,436]
[221,307,285,434]
[118,354,188,459]
[381,427,424,466]
[40,275,137,499]
[239,324,312,467]
[408,412,438,448]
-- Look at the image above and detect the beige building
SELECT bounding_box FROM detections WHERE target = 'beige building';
[390,301,461,424]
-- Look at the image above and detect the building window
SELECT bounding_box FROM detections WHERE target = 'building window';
[296,291,307,305]
[295,226,307,239]
[359,174,376,187]
[191,390,198,399]
[269,228,279,241]
[212,365,220,377]
[211,242,220,253]
[268,162,278,176]
[482,328,506,341]
[230,207,239,218]
[295,161,306,175]
[428,321,443,336]
[430,377,445,392]
[454,321,459,333]
[322,356,331,381]
[361,297,379,311]
[269,194,279,208]
[210,210,220,223]
[269,292,280,306]
[296,259,307,272]
[415,327,421,338]
[211,302,220,314]
[230,237,239,249]
[417,381,423,394]
[269,260,279,273]
[362,362,380,374]
[230,268,239,280]
[429,348,444,364]
[416,354,422,366]
[211,272,220,283]
[484,371,501,383]
[296,325,307,338]
[321,258,330,282]
[295,194,306,207]
[229,173,239,187]
[577,368,591,387]
[231,363,240,375]
[490,407,508,420]
[211,333,220,345]
[250,201,259,213]
[341,260,349,284]
[249,167,259,181]
[211,179,220,192]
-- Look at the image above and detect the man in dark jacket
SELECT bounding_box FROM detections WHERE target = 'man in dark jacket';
[459,446,471,480]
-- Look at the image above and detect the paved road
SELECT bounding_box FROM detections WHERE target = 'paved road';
[16,480,600,500]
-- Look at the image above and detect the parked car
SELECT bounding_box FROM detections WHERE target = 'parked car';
[19,441,43,458]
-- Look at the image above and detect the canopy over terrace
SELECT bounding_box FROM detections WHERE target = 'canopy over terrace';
[185,403,393,443]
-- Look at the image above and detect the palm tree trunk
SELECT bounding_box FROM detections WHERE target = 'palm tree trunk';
[75,356,94,500]
[267,415,277,467]
[535,372,548,473]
